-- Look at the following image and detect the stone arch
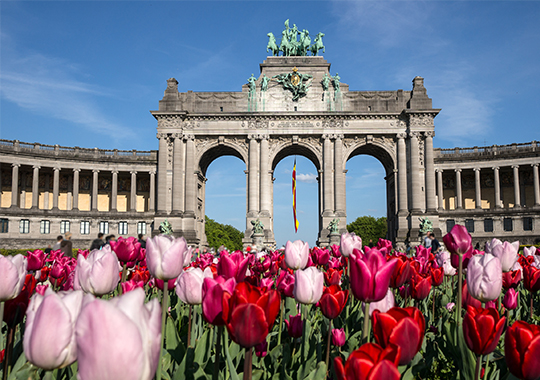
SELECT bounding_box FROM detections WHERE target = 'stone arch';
[197,140,248,176]
[270,139,322,172]
[344,138,396,175]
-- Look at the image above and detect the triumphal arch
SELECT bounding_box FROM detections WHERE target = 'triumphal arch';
[151,23,440,249]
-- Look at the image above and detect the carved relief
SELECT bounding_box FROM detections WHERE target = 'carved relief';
[157,115,182,129]
[408,114,434,129]
[184,120,199,130]
[321,119,344,129]
[167,137,174,165]
[419,136,425,167]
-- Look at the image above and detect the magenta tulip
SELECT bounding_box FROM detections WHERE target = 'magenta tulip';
[121,280,145,294]
[276,270,295,297]
[340,232,362,257]
[285,313,303,338]
[217,250,251,282]
[284,240,310,270]
[294,266,324,304]
[76,288,161,380]
[24,289,85,370]
[331,328,346,347]
[0,254,28,301]
[349,248,398,303]
[467,253,502,303]
[503,288,518,310]
[201,276,236,325]
[175,267,213,305]
[74,246,121,296]
[110,237,142,264]
[27,250,46,271]
[443,225,473,257]
[146,235,189,281]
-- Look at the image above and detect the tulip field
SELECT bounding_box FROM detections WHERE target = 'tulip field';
[1,225,540,380]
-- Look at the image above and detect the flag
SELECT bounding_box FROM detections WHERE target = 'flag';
[292,158,299,233]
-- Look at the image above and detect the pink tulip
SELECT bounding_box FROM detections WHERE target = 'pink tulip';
[523,246,537,257]
[284,313,303,338]
[331,328,346,347]
[74,246,121,296]
[311,247,330,266]
[340,232,362,257]
[27,250,46,271]
[35,284,49,295]
[24,289,85,370]
[467,253,502,303]
[349,248,398,303]
[284,240,310,270]
[503,288,518,310]
[294,267,324,304]
[491,240,519,272]
[0,254,28,301]
[276,270,295,297]
[121,280,145,294]
[217,251,251,282]
[201,276,236,325]
[153,278,176,291]
[175,267,213,305]
[368,288,395,316]
[435,251,456,276]
[443,225,473,258]
[110,237,142,264]
[146,235,189,281]
[260,277,274,290]
[76,288,161,380]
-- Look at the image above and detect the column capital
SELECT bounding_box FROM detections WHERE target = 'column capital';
[393,169,398,174]
[92,169,100,174]
[149,170,156,176]
[33,165,41,170]
[454,168,462,173]
[492,166,500,171]
[130,170,137,175]
[11,163,20,168]
[473,167,481,172]
[409,131,421,138]
[396,132,407,139]
[111,170,119,175]
[53,167,61,172]
[512,165,520,170]
[172,133,183,139]
[425,131,435,138]
[156,132,168,139]
[435,168,443,173]
[184,133,195,141]
[322,133,332,140]
[532,163,539,168]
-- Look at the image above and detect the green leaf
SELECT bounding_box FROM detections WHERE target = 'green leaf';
[223,332,240,380]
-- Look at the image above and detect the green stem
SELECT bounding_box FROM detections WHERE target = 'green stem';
[188,304,193,347]
[301,304,307,360]
[243,347,253,380]
[484,353,490,380]
[156,281,169,380]
[475,355,483,380]
[530,293,534,321]
[277,298,284,347]
[43,371,53,380]
[363,302,370,342]
[325,320,332,371]
[2,325,15,380]
[119,263,127,294]
[457,255,463,326]
[213,326,223,380]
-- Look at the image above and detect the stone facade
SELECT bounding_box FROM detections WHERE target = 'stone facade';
[1,56,539,249]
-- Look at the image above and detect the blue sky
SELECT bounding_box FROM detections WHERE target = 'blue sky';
[1,1,539,247]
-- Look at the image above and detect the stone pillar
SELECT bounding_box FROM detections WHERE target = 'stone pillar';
[424,131,436,212]
[184,135,196,216]
[533,164,540,207]
[493,167,501,208]
[436,169,444,211]
[67,174,73,210]
[52,167,60,210]
[334,135,345,216]
[111,170,118,211]
[512,165,521,208]
[409,131,422,212]
[248,135,259,217]
[130,171,137,211]
[32,165,40,209]
[92,169,99,211]
[157,133,168,212]
[323,135,333,216]
[72,169,80,210]
[455,169,463,209]
[172,134,185,213]
[149,171,156,211]
[20,172,27,208]
[44,173,50,210]
[259,136,271,217]
[474,167,482,209]
[11,164,19,208]
[397,133,408,214]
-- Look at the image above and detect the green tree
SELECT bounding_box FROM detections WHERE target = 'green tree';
[204,216,244,252]
[346,216,387,245]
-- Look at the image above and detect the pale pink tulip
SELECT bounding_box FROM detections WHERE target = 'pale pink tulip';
[284,240,310,270]
[74,246,121,296]
[0,254,27,301]
[368,288,395,315]
[491,240,519,272]
[146,235,189,280]
[175,267,213,305]
[467,253,502,303]
[340,232,362,257]
[76,288,161,380]
[294,267,324,304]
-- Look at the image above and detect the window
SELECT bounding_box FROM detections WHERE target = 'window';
[484,218,494,233]
[40,220,50,234]
[99,221,109,234]
[465,219,475,233]
[19,219,30,234]
[523,217,533,231]
[446,219,455,233]
[503,218,513,232]
[0,219,8,233]
[118,221,128,235]
[80,221,90,235]
[137,222,147,235]
[60,220,70,234]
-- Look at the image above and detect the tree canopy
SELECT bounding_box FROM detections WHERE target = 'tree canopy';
[346,216,387,245]
[205,216,244,252]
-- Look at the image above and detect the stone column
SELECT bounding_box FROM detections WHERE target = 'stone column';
[409,131,422,212]
[436,169,444,211]
[92,169,99,211]
[334,135,345,215]
[20,172,27,208]
[11,164,19,208]
[248,135,259,216]
[52,167,60,210]
[424,131,437,212]
[259,136,271,216]
[323,135,333,215]
[157,133,168,212]
[455,169,463,209]
[67,174,73,210]
[72,169,80,210]
[44,173,50,210]
[111,170,118,211]
[493,167,501,208]
[184,135,196,216]
[32,165,40,209]
[130,171,137,212]
[149,171,156,211]
[397,133,408,214]
[512,165,521,208]
[172,134,185,213]
[474,167,482,209]
[533,164,540,206]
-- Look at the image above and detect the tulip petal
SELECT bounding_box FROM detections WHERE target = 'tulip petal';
[522,336,540,380]
[227,303,268,348]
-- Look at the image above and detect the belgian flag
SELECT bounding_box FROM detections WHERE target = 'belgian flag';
[292,158,299,233]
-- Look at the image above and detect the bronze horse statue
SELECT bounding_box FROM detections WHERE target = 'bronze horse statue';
[309,32,325,56]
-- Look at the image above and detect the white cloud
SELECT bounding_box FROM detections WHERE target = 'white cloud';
[296,173,317,183]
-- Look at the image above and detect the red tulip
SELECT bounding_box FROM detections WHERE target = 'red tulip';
[389,256,411,289]
[222,282,280,348]
[462,281,482,308]
[334,342,401,380]
[505,320,540,380]
[4,274,36,328]
[319,285,348,320]
[284,313,303,338]
[349,248,397,303]
[463,306,505,355]
[410,270,432,301]
[324,268,343,286]
[502,269,522,289]
[523,265,540,292]
[201,276,236,326]
[372,307,425,365]
[430,266,444,287]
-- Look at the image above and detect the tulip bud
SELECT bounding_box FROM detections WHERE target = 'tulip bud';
[331,328,346,347]
[284,314,303,338]
[503,289,518,310]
